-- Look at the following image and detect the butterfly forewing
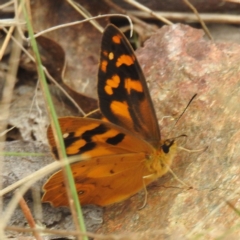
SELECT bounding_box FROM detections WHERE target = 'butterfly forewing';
[98,24,160,147]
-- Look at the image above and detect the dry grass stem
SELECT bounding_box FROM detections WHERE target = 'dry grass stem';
[18,193,43,240]
[183,0,213,40]
[124,0,173,25]
[129,10,240,24]
[104,0,157,32]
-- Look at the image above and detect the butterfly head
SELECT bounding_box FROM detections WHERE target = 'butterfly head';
[163,133,187,146]
[159,138,177,169]
[161,139,175,154]
[159,134,186,165]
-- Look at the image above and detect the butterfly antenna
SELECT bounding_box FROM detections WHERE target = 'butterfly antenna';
[174,93,197,127]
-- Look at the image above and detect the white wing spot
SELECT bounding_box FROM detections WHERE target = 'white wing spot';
[63,133,69,138]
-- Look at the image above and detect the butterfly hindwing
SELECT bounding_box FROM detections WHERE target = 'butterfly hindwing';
[47,117,153,160]
[98,24,161,147]
[42,152,157,206]
[43,117,156,206]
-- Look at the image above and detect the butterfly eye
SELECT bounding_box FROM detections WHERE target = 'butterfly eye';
[161,140,175,154]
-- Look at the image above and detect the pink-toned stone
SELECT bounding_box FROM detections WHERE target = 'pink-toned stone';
[97,24,240,239]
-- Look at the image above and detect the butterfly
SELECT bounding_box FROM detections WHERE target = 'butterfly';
[42,24,177,207]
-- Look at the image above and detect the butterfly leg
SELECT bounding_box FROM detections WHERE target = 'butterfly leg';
[138,174,156,210]
[165,165,189,187]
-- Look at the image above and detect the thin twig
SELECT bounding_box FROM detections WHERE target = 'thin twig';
[5,225,104,239]
[0,0,14,9]
[18,193,43,240]
[224,0,240,3]
[0,182,37,238]
[124,0,173,25]
[0,154,85,197]
[44,67,86,115]
[32,13,132,38]
[0,0,24,60]
[0,9,23,240]
[183,0,213,40]
[104,0,157,32]
[128,10,240,24]
[2,27,86,115]
[67,0,103,32]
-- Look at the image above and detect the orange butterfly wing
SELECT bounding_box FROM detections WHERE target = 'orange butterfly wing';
[47,117,152,159]
[42,24,177,207]
[98,24,160,147]
[43,151,154,206]
[43,117,157,207]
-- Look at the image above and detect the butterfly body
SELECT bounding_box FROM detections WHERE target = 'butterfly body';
[42,24,176,207]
